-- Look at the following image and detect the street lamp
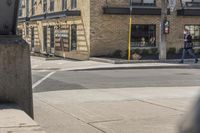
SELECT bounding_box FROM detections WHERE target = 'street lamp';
[0,0,19,35]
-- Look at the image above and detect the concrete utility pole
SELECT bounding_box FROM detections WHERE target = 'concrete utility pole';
[159,0,168,61]
[0,0,33,118]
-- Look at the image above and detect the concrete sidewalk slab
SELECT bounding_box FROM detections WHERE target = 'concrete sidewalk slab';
[91,115,179,133]
[0,127,46,133]
[33,98,104,133]
[0,104,45,133]
[33,86,200,133]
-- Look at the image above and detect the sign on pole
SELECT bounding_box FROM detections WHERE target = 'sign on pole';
[168,0,176,12]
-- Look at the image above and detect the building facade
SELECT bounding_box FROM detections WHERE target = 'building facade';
[18,0,200,60]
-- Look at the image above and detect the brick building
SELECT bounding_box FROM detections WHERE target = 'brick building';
[18,0,200,60]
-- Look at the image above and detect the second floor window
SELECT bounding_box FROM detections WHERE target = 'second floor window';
[43,0,47,13]
[50,0,54,12]
[62,0,67,10]
[71,0,77,9]
[132,0,156,6]
[31,0,35,15]
[181,0,200,7]
[26,0,29,16]
[18,0,23,16]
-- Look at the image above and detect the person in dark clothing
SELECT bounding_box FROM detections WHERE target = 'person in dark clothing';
[179,30,198,63]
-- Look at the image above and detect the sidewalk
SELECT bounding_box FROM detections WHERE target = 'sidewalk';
[33,86,200,133]
[31,56,200,71]
[0,104,46,133]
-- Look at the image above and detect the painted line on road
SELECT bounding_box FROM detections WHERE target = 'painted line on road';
[32,71,56,89]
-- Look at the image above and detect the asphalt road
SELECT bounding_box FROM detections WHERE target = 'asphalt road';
[32,68,200,93]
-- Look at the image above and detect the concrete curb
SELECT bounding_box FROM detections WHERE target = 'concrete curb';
[70,64,200,71]
[90,57,199,64]
[90,57,160,64]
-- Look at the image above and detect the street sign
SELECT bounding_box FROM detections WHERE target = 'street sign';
[0,0,19,35]
[168,0,176,12]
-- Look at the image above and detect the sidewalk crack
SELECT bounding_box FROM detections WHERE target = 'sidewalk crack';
[88,119,122,124]
[136,99,185,112]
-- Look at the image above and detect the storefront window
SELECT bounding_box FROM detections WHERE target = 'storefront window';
[132,0,156,6]
[55,26,70,52]
[50,26,55,48]
[185,25,200,47]
[131,25,156,47]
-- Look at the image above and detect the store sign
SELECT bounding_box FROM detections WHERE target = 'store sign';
[0,0,19,35]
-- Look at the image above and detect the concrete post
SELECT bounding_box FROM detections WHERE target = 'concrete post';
[159,0,168,61]
[0,36,33,118]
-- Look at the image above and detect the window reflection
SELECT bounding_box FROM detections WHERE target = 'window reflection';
[131,25,156,47]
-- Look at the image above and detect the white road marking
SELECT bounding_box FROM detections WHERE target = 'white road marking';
[32,71,56,89]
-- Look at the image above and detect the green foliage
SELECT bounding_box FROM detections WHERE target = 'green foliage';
[112,50,122,58]
[150,48,159,55]
[178,48,183,54]
[196,49,200,55]
[142,49,150,56]
[132,49,142,54]
[167,47,176,55]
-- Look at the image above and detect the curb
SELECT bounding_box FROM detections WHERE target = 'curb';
[70,64,200,71]
[90,57,199,64]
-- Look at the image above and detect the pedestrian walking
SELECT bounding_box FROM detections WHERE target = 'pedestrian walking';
[179,30,198,63]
